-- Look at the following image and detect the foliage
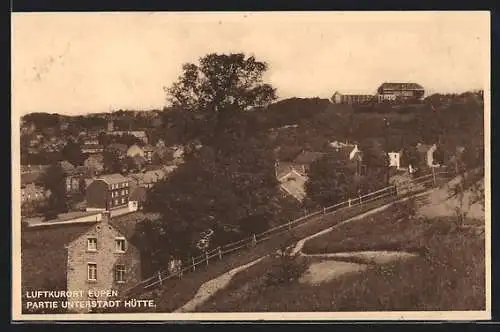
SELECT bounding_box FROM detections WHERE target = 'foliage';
[264,235,307,287]
[61,139,85,166]
[39,163,68,220]
[400,145,421,169]
[305,155,356,208]
[163,53,277,145]
[103,149,124,174]
[446,144,485,228]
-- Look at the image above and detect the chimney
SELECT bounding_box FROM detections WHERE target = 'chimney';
[101,210,111,223]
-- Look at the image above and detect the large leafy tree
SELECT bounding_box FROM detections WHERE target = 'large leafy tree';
[40,163,68,220]
[61,139,85,166]
[139,53,282,264]
[359,139,390,188]
[164,53,277,145]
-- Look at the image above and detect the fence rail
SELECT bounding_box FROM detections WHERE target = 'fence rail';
[122,169,453,296]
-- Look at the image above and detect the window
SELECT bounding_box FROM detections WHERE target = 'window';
[121,189,125,195]
[114,264,126,283]
[114,199,118,205]
[115,238,126,252]
[87,238,97,251]
[121,197,126,204]
[87,263,97,281]
[125,182,128,187]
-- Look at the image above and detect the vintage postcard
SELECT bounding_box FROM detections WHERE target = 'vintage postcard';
[11,11,490,321]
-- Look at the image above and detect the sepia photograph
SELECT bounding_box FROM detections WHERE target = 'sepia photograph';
[11,11,490,321]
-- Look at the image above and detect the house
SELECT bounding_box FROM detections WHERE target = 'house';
[331,91,376,104]
[106,143,129,160]
[377,82,425,102]
[277,169,308,202]
[85,174,130,212]
[142,145,155,163]
[388,150,404,169]
[21,165,49,175]
[21,183,49,203]
[329,143,365,175]
[129,186,148,210]
[416,143,440,168]
[126,144,144,159]
[84,154,105,177]
[107,131,149,144]
[128,169,166,189]
[21,212,141,314]
[59,161,76,174]
[65,166,87,195]
[81,144,104,154]
[290,151,326,176]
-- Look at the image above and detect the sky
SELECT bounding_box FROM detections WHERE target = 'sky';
[11,11,490,116]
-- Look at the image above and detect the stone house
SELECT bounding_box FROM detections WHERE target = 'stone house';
[21,212,141,314]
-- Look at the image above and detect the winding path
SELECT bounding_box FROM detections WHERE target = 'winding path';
[173,190,433,312]
[174,256,267,312]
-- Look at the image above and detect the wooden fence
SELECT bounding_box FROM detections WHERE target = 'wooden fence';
[122,170,452,296]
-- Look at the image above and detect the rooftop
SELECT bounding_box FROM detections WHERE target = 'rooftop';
[96,173,129,185]
[378,82,424,91]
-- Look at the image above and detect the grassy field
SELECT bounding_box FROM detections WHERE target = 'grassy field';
[195,200,485,312]
[138,194,403,311]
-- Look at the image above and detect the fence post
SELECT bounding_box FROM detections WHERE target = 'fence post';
[218,246,222,260]
[432,167,436,186]
[323,207,326,215]
[192,256,196,272]
[253,233,257,246]
[348,198,351,207]
[288,221,292,231]
[158,271,163,287]
[205,251,209,266]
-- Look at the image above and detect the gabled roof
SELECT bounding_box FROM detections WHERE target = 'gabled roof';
[59,160,75,174]
[96,173,129,185]
[129,169,165,184]
[293,151,326,165]
[279,170,307,202]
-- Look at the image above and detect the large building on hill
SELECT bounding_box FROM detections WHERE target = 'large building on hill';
[331,92,376,105]
[377,82,425,102]
[331,82,425,104]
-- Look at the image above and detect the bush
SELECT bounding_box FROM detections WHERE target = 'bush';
[264,238,308,287]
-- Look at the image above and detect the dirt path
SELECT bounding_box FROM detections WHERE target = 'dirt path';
[174,189,436,312]
[174,256,267,312]
[302,251,418,264]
